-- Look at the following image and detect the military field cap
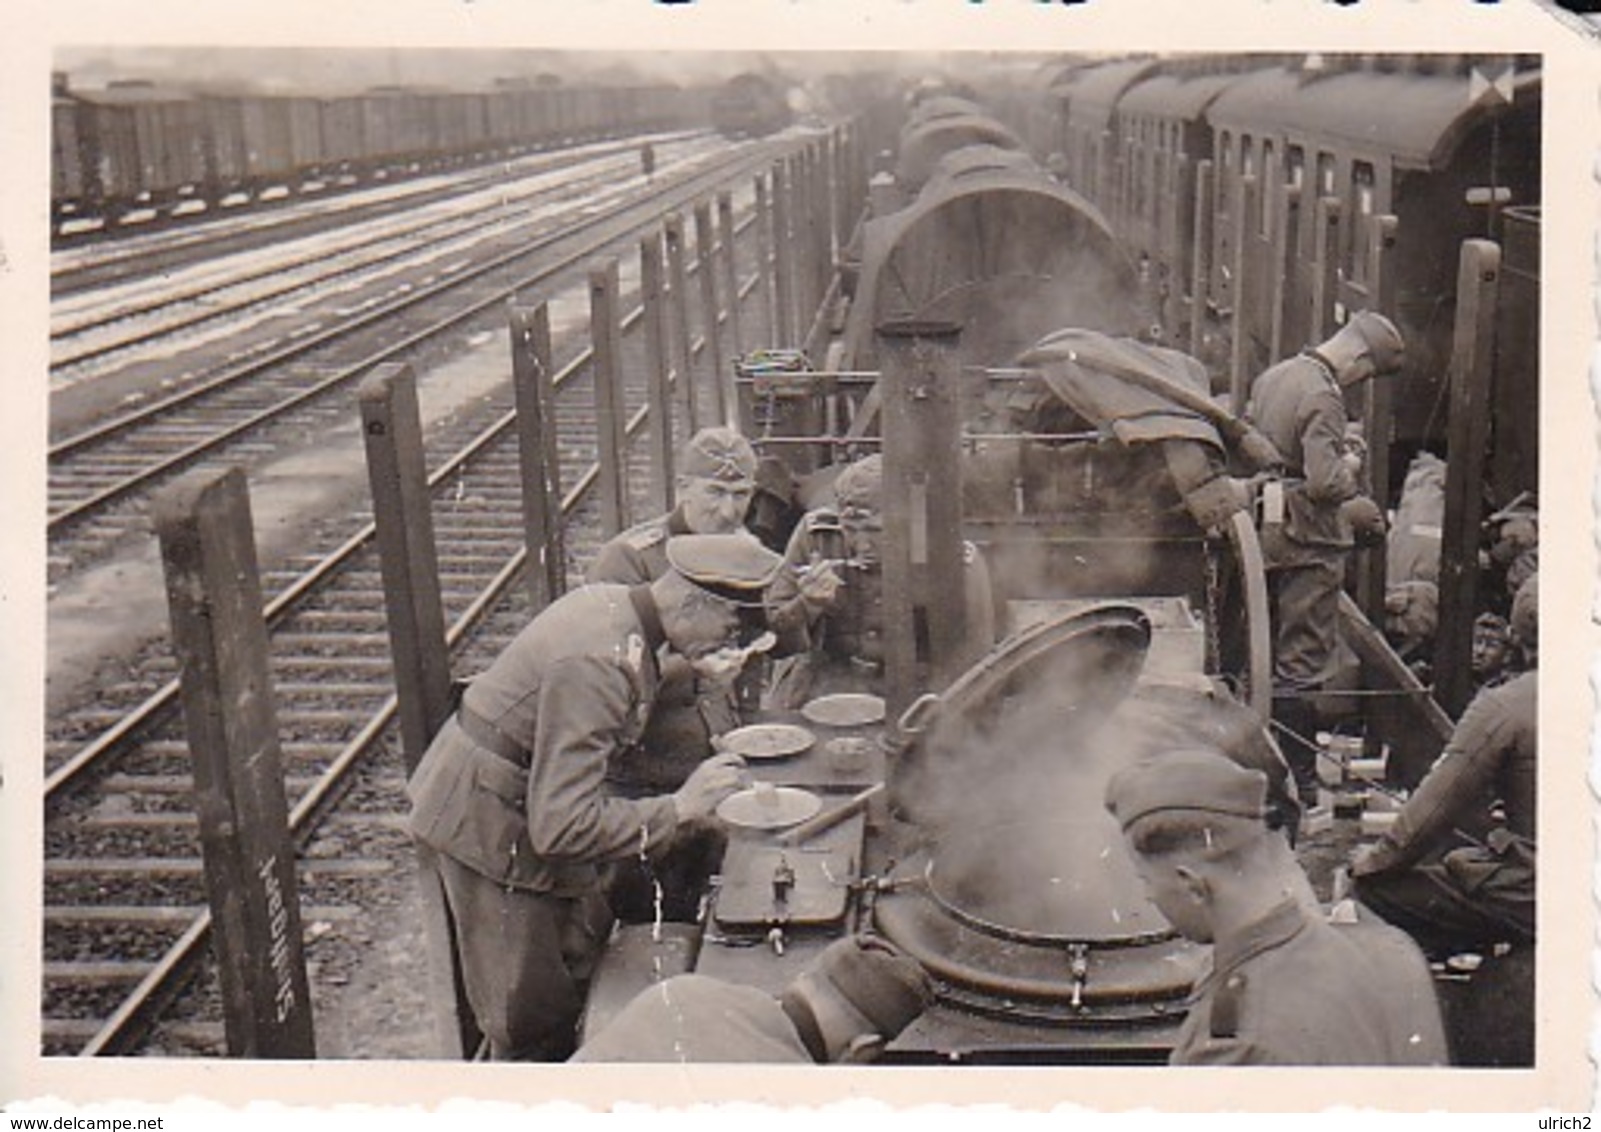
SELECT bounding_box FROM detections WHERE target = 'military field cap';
[1104,747,1268,832]
[812,934,932,1038]
[680,426,758,483]
[1348,310,1406,376]
[665,532,783,608]
[832,454,884,509]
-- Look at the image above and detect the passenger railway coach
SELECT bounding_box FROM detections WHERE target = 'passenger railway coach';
[1033,53,1540,498]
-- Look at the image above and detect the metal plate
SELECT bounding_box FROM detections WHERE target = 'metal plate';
[717,723,815,761]
[801,693,887,728]
[717,786,823,831]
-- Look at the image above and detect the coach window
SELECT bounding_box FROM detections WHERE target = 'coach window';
[1261,140,1275,237]
[1317,151,1336,199]
[1217,130,1232,214]
[1283,145,1305,261]
[1351,160,1376,284]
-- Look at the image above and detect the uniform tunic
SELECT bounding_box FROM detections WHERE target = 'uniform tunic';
[585,509,743,923]
[1171,898,1448,1066]
[407,584,682,1058]
[1352,670,1537,953]
[1246,351,1366,693]
[570,974,814,1063]
[587,509,689,589]
[586,507,741,788]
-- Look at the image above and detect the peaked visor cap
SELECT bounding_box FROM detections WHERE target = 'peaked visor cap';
[666,532,783,608]
[1105,746,1268,832]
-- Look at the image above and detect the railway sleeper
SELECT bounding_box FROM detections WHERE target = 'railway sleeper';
[46,856,396,878]
[44,903,359,925]
[275,609,390,628]
[267,632,392,657]
[271,655,393,674]
[274,681,394,700]
[40,1019,225,1056]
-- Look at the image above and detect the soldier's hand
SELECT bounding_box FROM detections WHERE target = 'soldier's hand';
[1339,496,1386,547]
[797,555,843,608]
[690,645,745,684]
[672,751,747,823]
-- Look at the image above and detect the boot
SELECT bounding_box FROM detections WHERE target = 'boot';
[1272,694,1324,810]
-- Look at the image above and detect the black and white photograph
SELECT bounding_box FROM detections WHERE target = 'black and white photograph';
[4,0,1597,1120]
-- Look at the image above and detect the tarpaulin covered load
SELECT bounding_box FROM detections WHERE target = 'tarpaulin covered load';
[1019,328,1225,451]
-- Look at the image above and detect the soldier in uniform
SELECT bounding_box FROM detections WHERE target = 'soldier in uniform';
[586,427,764,922]
[765,453,997,708]
[407,533,783,1060]
[570,934,932,1063]
[1105,746,1447,1065]
[1350,574,1537,957]
[1245,311,1406,805]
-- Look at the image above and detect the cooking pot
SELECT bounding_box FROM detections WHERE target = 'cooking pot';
[887,603,1150,825]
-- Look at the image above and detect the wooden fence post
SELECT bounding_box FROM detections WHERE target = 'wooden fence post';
[509,304,567,609]
[356,363,480,1059]
[717,190,744,421]
[814,143,832,309]
[640,234,676,514]
[874,321,966,720]
[152,465,315,1058]
[665,212,699,431]
[772,160,796,346]
[694,201,727,427]
[358,363,453,764]
[1436,239,1502,717]
[755,174,774,345]
[1356,214,1399,621]
[789,153,810,329]
[590,258,630,536]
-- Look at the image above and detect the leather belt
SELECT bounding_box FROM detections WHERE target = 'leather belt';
[456,704,531,769]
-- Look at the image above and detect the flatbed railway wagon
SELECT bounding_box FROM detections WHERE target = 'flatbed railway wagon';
[580,101,1286,1066]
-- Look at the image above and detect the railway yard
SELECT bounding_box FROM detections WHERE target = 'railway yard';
[45,116,799,1055]
[30,47,1575,1088]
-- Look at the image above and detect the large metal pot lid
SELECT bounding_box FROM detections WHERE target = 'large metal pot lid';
[925,818,1172,946]
[890,603,1150,826]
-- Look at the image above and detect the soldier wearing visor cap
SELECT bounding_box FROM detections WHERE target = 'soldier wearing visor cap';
[585,428,770,920]
[407,533,782,1060]
[1105,746,1446,1066]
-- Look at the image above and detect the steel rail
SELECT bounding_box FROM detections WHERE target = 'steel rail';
[43,139,781,537]
[51,133,702,296]
[49,154,642,362]
[45,201,754,806]
[43,136,774,470]
[70,255,695,1055]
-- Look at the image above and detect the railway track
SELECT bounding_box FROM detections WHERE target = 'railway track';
[50,132,703,300]
[49,135,715,371]
[46,132,793,586]
[41,132,788,1056]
